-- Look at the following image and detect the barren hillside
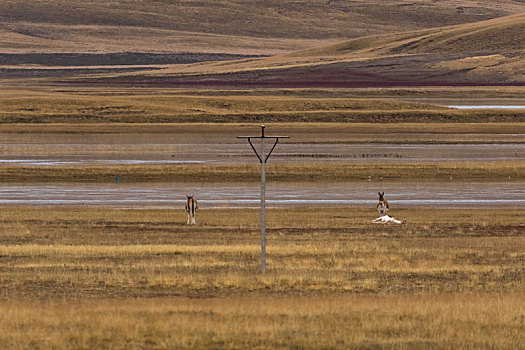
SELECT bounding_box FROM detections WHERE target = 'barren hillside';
[1,0,525,55]
[106,13,524,86]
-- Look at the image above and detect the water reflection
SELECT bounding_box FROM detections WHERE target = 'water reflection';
[0,181,522,208]
[448,105,525,109]
[0,143,522,165]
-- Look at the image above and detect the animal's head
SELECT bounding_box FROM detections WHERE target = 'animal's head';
[186,194,194,200]
[378,192,385,201]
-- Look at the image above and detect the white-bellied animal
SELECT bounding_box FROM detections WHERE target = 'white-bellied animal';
[185,195,198,225]
[377,192,389,216]
[371,215,406,224]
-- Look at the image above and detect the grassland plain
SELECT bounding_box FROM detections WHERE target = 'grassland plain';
[0,207,524,348]
[1,88,525,123]
[1,2,524,348]
[2,121,524,135]
[0,162,523,183]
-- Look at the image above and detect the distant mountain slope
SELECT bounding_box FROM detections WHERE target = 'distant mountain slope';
[106,13,525,86]
[1,0,525,55]
[296,12,525,56]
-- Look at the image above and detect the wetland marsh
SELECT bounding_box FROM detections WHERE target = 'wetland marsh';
[1,90,524,349]
[2,1,525,346]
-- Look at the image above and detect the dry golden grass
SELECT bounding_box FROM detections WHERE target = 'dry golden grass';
[1,121,524,137]
[1,207,524,298]
[0,92,441,116]
[433,51,525,81]
[0,91,445,123]
[295,12,525,58]
[1,89,524,123]
[0,207,524,348]
[5,85,523,99]
[1,294,524,349]
[0,161,523,182]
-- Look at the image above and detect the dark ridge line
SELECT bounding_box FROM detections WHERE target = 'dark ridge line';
[0,52,266,66]
[58,79,525,88]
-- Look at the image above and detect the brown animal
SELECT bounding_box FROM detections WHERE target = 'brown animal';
[185,195,198,225]
[376,192,389,216]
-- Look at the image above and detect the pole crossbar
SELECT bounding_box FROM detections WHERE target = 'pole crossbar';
[239,137,288,164]
[236,125,289,274]
[237,136,290,138]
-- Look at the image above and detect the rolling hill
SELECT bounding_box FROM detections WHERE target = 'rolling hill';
[1,1,524,86]
[1,0,525,56]
[102,12,525,86]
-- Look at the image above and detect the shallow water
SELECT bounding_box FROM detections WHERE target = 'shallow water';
[447,105,525,109]
[399,98,525,107]
[0,181,522,209]
[0,159,208,166]
[0,143,523,165]
[1,128,524,165]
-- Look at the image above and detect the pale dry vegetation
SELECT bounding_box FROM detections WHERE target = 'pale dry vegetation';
[1,294,524,349]
[296,12,525,57]
[1,89,524,123]
[1,207,524,297]
[126,13,525,86]
[2,0,523,55]
[2,3,525,85]
[0,91,446,123]
[2,1,525,347]
[2,120,525,135]
[0,92,443,116]
[0,161,523,182]
[0,207,524,348]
